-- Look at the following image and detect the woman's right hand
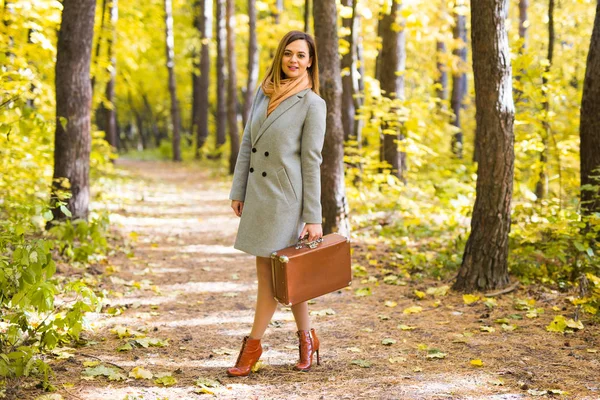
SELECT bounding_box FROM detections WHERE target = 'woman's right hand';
[231,200,244,217]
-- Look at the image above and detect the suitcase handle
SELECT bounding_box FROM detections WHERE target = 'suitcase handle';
[295,235,323,250]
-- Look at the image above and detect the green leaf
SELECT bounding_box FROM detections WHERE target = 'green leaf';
[59,205,72,218]
[355,287,372,297]
[351,359,372,368]
[154,373,177,386]
[426,349,447,359]
[381,338,396,346]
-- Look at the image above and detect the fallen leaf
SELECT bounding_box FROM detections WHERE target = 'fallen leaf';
[355,287,372,297]
[463,294,480,305]
[398,324,416,331]
[310,308,336,316]
[347,347,362,353]
[480,326,496,333]
[129,366,153,380]
[426,285,449,297]
[470,359,483,367]
[483,298,497,309]
[384,300,398,308]
[489,378,504,386]
[426,349,447,359]
[351,359,372,368]
[388,356,407,363]
[403,306,423,314]
[382,338,396,346]
[195,377,222,388]
[501,324,517,331]
[527,389,548,396]
[414,290,426,299]
[154,373,177,386]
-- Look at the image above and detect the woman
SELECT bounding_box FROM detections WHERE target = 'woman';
[227,30,326,377]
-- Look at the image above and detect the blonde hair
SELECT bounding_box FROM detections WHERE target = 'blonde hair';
[261,31,320,95]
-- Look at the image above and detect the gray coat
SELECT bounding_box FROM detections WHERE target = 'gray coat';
[229,87,327,257]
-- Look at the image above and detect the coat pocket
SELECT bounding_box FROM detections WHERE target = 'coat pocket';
[276,167,298,205]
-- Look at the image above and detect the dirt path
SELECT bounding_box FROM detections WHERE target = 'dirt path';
[26,160,599,400]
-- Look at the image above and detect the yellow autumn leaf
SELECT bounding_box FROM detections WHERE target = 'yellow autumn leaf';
[414,290,426,299]
[398,324,416,331]
[463,294,480,305]
[384,300,397,308]
[470,359,484,367]
[403,306,423,314]
[129,366,153,380]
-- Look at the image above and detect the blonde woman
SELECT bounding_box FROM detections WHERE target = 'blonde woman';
[228,31,326,376]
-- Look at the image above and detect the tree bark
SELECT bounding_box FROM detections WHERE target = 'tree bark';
[304,0,311,33]
[243,0,258,128]
[104,0,118,150]
[535,0,554,200]
[50,0,96,222]
[194,0,212,158]
[453,0,515,292]
[215,0,227,153]
[436,40,448,102]
[519,0,529,48]
[273,0,283,24]
[580,1,600,216]
[314,0,349,236]
[226,0,239,174]
[451,3,467,158]
[90,0,107,92]
[379,0,406,181]
[164,0,181,161]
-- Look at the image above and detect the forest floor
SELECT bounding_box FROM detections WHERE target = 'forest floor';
[14,159,600,400]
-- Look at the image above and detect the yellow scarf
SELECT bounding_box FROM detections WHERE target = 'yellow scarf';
[261,71,312,116]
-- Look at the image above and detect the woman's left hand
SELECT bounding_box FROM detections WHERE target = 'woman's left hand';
[300,223,323,243]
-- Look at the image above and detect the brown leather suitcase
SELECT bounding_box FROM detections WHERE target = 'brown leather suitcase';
[270,233,352,306]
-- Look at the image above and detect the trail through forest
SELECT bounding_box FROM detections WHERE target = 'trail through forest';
[23,160,599,400]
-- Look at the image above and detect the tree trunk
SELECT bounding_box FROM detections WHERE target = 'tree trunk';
[451,3,467,158]
[226,0,239,174]
[535,0,554,200]
[314,0,349,236]
[436,40,449,102]
[50,0,96,222]
[215,0,227,153]
[164,0,181,161]
[379,0,406,181]
[243,0,258,128]
[304,0,311,33]
[191,0,201,155]
[273,0,283,24]
[195,0,211,158]
[453,0,515,292]
[519,0,529,48]
[341,0,355,142]
[580,1,600,216]
[104,0,118,150]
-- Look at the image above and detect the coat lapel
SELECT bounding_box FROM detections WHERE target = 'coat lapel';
[252,88,310,146]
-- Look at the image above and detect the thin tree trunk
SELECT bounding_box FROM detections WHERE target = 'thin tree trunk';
[226,0,239,174]
[273,0,283,24]
[304,0,311,33]
[451,3,467,158]
[164,0,181,161]
[341,0,355,142]
[580,1,600,216]
[380,0,406,181]
[196,0,212,157]
[453,0,515,292]
[104,0,118,150]
[436,41,449,103]
[535,0,554,200]
[215,0,227,153]
[314,0,349,236]
[243,0,258,128]
[50,0,96,222]
[191,0,201,155]
[519,0,529,48]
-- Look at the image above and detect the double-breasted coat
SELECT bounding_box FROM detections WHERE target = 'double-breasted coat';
[229,87,327,257]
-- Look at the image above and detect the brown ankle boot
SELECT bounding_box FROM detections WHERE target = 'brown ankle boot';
[294,328,320,371]
[226,336,263,377]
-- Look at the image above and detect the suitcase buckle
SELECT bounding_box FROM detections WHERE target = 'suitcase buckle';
[295,235,323,249]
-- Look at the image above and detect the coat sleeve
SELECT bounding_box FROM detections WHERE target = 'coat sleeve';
[301,96,327,224]
[229,90,260,202]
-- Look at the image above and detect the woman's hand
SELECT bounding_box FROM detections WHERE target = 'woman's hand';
[299,223,323,242]
[231,200,244,217]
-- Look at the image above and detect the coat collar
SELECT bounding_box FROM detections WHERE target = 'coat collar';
[252,88,311,146]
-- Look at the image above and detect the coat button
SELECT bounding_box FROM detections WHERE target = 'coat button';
[250,167,254,173]
[262,172,267,177]
[264,151,269,157]
[252,147,257,153]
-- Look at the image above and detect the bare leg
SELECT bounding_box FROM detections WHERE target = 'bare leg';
[291,301,311,331]
[249,256,278,340]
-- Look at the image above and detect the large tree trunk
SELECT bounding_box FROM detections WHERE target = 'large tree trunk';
[226,0,239,174]
[451,2,467,158]
[50,0,96,221]
[580,1,600,216]
[243,0,258,128]
[104,0,118,150]
[194,0,212,158]
[341,0,355,142]
[164,0,181,161]
[314,0,349,236]
[379,0,406,181]
[215,0,227,153]
[535,0,555,200]
[453,0,515,292]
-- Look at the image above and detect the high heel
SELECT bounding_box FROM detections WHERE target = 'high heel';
[294,328,320,371]
[226,336,262,377]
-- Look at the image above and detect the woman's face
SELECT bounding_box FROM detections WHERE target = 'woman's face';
[281,39,312,79]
